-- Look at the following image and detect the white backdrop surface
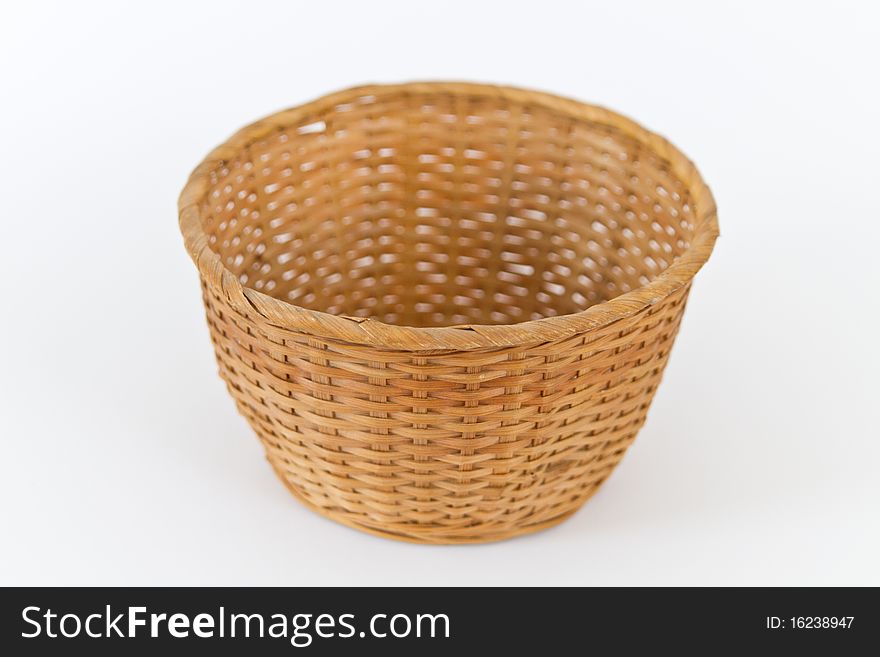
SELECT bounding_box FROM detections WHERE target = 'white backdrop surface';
[1,1,878,585]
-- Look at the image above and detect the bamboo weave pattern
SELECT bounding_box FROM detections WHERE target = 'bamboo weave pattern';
[179,83,718,543]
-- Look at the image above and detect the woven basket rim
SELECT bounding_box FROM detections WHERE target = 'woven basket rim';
[179,81,718,351]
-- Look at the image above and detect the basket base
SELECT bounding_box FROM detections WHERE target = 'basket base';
[267,459,605,545]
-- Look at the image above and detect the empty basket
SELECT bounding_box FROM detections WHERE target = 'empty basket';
[178,82,718,543]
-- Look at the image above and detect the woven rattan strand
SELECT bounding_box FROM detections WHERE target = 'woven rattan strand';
[179,82,718,543]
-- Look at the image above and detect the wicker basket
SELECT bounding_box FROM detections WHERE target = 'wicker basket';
[179,82,718,543]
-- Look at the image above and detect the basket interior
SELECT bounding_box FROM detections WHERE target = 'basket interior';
[199,90,697,328]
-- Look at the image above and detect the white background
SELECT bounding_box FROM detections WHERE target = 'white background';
[2,0,878,586]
